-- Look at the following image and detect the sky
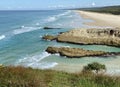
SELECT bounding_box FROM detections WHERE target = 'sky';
[0,0,120,10]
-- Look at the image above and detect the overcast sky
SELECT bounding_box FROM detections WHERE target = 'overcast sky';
[0,0,120,10]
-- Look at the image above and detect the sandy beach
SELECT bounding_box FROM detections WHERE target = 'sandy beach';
[50,10,120,75]
[77,10,120,28]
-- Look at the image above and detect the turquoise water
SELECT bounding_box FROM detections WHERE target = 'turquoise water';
[0,10,120,70]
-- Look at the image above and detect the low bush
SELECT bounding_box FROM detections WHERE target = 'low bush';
[83,62,106,73]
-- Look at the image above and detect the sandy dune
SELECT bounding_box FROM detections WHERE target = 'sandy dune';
[77,11,120,28]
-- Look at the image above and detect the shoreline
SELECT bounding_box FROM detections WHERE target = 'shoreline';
[46,10,120,75]
[76,10,120,28]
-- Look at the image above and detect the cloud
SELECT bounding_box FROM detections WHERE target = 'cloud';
[48,4,76,9]
[48,5,65,8]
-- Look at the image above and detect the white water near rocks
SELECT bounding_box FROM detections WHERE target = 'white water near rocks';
[0,10,120,75]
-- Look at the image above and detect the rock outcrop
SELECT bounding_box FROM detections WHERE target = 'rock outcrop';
[46,46,109,58]
[42,35,57,41]
[43,27,61,29]
[57,28,120,47]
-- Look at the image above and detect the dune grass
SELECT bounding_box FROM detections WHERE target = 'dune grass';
[0,66,120,87]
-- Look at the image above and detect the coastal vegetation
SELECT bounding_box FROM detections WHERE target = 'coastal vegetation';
[79,5,120,15]
[83,62,106,73]
[0,65,120,87]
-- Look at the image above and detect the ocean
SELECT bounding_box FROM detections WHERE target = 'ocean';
[0,10,120,74]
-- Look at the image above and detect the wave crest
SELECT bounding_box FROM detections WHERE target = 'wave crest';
[0,35,5,40]
[13,26,41,35]
[46,16,56,22]
[17,52,50,64]
[15,52,57,69]
[56,10,71,17]
[46,10,71,22]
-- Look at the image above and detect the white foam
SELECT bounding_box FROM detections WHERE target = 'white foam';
[56,10,71,17]
[13,26,41,35]
[36,23,40,26]
[53,45,70,48]
[29,62,58,69]
[0,35,5,40]
[15,52,57,69]
[63,46,70,48]
[45,10,71,23]
[17,52,50,64]
[21,26,25,28]
[46,16,57,22]
[54,53,60,56]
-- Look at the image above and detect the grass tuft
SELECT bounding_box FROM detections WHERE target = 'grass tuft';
[0,66,120,87]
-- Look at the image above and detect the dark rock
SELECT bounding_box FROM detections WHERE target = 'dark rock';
[42,35,57,41]
[59,32,64,34]
[43,27,61,29]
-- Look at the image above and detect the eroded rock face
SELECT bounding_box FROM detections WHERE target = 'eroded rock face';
[46,46,108,58]
[57,28,120,47]
[42,35,57,41]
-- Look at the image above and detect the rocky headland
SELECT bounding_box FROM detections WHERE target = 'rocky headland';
[43,28,120,47]
[57,28,120,47]
[46,46,120,58]
[43,28,120,58]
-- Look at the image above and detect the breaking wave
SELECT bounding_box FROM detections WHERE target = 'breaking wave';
[46,16,57,22]
[46,10,71,22]
[13,26,42,35]
[0,35,5,40]
[15,52,58,69]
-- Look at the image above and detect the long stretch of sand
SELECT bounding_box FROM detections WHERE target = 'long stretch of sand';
[77,10,120,28]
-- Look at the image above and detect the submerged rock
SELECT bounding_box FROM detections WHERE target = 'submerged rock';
[42,35,57,41]
[46,46,108,58]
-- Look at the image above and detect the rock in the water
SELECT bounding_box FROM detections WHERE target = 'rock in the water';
[43,27,61,29]
[42,35,57,41]
[57,28,120,47]
[46,46,108,58]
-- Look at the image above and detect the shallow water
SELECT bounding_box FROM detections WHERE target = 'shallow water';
[0,10,120,74]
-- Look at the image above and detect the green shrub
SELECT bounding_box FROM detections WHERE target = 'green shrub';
[83,62,106,73]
